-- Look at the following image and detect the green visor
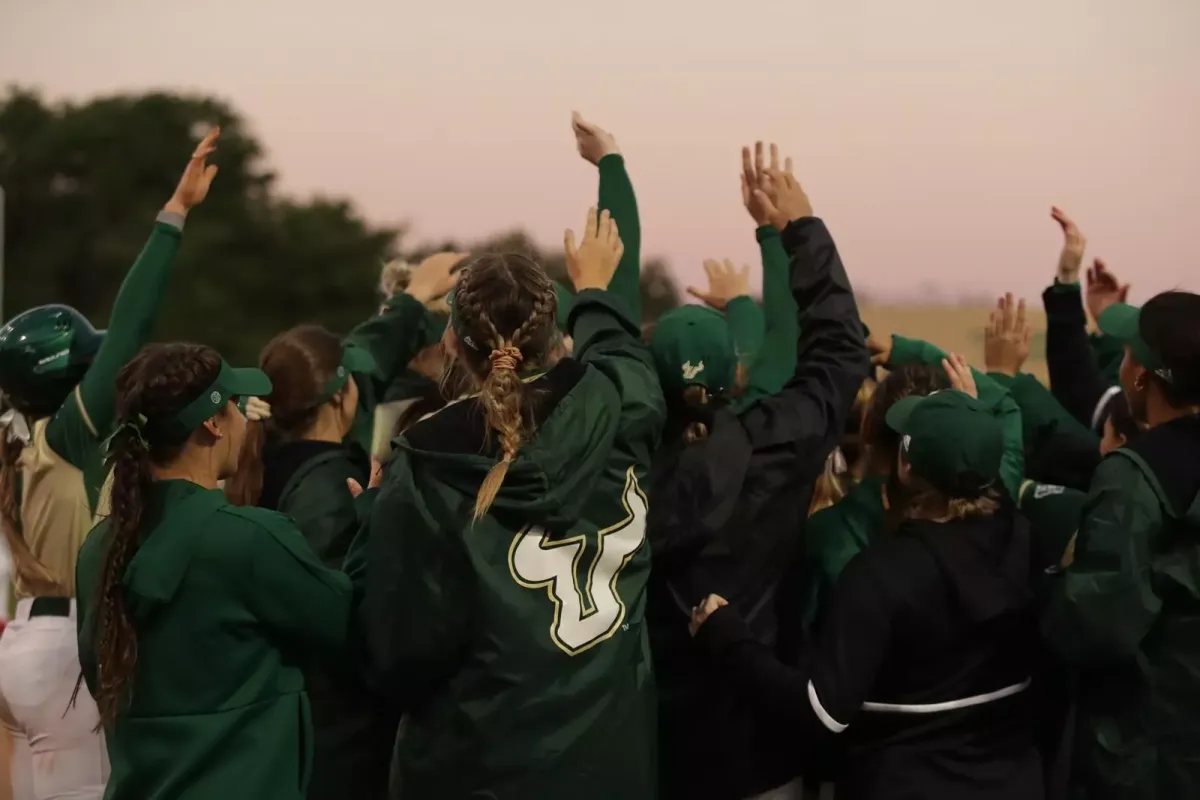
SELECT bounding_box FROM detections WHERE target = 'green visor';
[649,305,736,398]
[161,361,273,437]
[314,344,378,405]
[1098,302,1164,372]
[885,390,1004,496]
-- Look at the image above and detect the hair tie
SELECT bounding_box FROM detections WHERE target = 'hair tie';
[102,414,151,461]
[0,409,31,446]
[244,397,273,422]
[489,346,523,372]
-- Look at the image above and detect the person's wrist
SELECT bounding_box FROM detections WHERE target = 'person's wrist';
[162,198,189,217]
[573,278,607,293]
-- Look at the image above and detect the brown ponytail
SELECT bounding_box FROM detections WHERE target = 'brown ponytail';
[451,254,558,521]
[224,325,342,507]
[92,343,221,729]
[0,428,59,594]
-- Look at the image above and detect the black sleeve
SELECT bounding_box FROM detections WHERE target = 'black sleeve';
[737,217,871,482]
[695,550,893,736]
[1043,285,1113,431]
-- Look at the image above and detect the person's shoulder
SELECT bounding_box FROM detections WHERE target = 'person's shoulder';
[214,503,301,539]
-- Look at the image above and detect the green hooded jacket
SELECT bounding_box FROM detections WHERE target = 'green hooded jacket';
[76,480,351,800]
[1041,414,1200,799]
[344,288,665,800]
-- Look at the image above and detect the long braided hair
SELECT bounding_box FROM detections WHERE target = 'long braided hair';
[92,342,222,729]
[448,253,558,520]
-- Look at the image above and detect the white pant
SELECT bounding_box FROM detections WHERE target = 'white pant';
[0,599,108,800]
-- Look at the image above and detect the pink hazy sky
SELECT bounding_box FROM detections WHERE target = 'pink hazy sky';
[1,0,1197,303]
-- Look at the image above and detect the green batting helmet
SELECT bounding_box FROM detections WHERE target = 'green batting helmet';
[0,305,105,415]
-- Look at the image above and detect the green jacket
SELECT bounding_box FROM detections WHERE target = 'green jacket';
[344,289,665,800]
[76,480,352,800]
[1041,415,1200,799]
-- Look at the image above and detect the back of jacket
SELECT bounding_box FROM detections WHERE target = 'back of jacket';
[1042,413,1200,799]
[646,217,870,799]
[75,480,351,800]
[346,289,664,800]
[813,507,1042,800]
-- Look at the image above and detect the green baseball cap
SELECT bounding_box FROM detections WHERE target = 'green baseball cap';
[1017,480,1086,571]
[159,360,273,437]
[885,390,1004,495]
[649,305,736,397]
[1098,303,1164,372]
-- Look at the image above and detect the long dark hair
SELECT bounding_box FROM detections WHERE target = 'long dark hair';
[859,364,951,477]
[224,325,343,506]
[92,342,221,729]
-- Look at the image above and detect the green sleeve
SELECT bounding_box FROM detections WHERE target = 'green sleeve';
[569,289,666,462]
[744,225,799,401]
[243,514,353,654]
[724,296,765,367]
[343,292,439,455]
[74,526,106,697]
[802,506,861,630]
[279,459,363,568]
[888,335,1024,498]
[1041,455,1162,665]
[597,154,641,320]
[344,459,470,704]
[991,372,1097,451]
[46,218,184,495]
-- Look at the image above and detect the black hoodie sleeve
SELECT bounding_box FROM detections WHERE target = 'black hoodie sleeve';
[736,217,870,484]
[1043,284,1114,431]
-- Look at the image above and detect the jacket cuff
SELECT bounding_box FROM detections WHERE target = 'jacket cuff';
[567,288,639,336]
[693,605,756,659]
[779,216,824,252]
[755,224,781,244]
[156,210,186,231]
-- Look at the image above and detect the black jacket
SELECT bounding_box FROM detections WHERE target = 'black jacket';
[698,505,1043,800]
[1043,284,1120,434]
[647,217,870,799]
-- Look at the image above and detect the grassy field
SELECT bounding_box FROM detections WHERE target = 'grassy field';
[861,304,1049,382]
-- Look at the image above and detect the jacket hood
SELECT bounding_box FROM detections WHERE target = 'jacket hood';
[902,504,1033,624]
[398,358,619,527]
[1120,413,1200,525]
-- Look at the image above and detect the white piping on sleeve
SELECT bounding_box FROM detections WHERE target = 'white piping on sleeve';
[1090,385,1123,432]
[808,680,848,734]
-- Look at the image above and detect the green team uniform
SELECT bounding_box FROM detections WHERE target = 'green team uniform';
[76,480,352,800]
[345,288,664,800]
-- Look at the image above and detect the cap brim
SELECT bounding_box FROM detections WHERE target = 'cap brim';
[884,395,923,433]
[224,366,273,398]
[1097,303,1140,342]
[343,344,379,377]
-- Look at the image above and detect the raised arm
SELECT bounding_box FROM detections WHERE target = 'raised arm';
[741,142,801,401]
[47,129,221,503]
[735,158,870,482]
[573,112,642,319]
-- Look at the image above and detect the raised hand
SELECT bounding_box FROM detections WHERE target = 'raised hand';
[1085,258,1130,321]
[942,353,978,399]
[687,259,751,311]
[572,111,620,166]
[407,252,468,304]
[1050,206,1087,284]
[984,293,1033,377]
[753,148,813,230]
[565,207,624,292]
[688,594,729,637]
[164,127,220,215]
[741,141,785,227]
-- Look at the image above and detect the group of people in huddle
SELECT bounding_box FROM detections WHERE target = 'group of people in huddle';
[0,112,1198,800]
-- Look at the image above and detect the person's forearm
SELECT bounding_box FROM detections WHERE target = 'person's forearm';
[73,212,185,437]
[597,154,641,320]
[1042,284,1110,429]
[746,226,799,398]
